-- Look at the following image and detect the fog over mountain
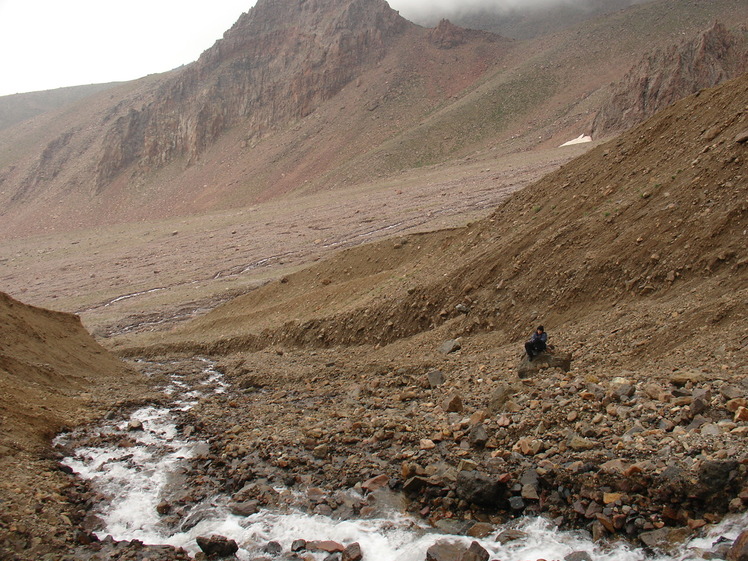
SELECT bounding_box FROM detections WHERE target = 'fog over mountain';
[392,0,651,25]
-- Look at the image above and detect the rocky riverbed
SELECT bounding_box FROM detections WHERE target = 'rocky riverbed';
[46,328,748,561]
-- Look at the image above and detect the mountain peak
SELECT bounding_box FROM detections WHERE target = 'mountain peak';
[94,0,410,188]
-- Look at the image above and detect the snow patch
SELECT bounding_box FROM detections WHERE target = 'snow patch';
[560,134,592,147]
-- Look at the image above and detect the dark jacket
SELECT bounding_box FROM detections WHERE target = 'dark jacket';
[529,331,547,344]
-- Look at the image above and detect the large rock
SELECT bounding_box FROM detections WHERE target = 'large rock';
[487,383,515,413]
[428,369,446,388]
[440,339,462,354]
[455,471,506,507]
[696,460,740,500]
[468,424,489,448]
[517,351,572,378]
[442,393,464,413]
[728,531,748,561]
[343,542,364,561]
[196,535,239,557]
[426,540,489,561]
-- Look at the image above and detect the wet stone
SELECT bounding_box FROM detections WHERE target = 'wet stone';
[342,542,363,561]
[196,534,239,557]
[565,552,593,561]
[467,522,494,538]
[263,540,282,556]
[728,530,748,561]
[228,500,259,516]
[508,496,525,510]
[427,540,489,561]
[496,529,529,544]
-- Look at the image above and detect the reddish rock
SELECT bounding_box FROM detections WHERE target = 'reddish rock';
[307,540,345,553]
[728,530,748,561]
[362,474,389,493]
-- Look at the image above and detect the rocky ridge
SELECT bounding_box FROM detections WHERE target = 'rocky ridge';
[593,22,748,136]
[95,0,410,187]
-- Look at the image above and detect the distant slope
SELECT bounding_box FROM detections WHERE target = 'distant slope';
[593,22,748,136]
[0,0,746,240]
[0,83,120,131]
[115,74,747,363]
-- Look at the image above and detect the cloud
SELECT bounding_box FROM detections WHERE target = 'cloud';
[388,0,641,23]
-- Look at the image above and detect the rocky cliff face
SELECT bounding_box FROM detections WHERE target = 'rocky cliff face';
[593,22,748,137]
[95,0,410,187]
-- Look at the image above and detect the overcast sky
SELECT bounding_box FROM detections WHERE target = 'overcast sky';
[0,0,593,97]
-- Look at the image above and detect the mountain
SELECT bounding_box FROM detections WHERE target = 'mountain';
[0,0,507,237]
[0,0,746,241]
[116,72,748,362]
[593,22,748,135]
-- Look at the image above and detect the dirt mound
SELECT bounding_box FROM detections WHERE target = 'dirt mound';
[0,291,143,454]
[0,292,151,559]
[118,73,747,362]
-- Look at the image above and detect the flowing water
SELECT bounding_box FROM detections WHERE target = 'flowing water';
[55,360,746,561]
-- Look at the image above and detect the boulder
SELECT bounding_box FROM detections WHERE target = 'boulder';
[518,351,572,378]
[263,541,282,555]
[456,470,506,507]
[565,552,593,561]
[442,394,464,413]
[496,529,528,544]
[440,340,462,354]
[427,541,465,561]
[196,535,239,557]
[467,522,494,538]
[468,424,489,448]
[307,540,345,553]
[639,527,690,552]
[228,500,259,516]
[728,530,748,561]
[426,540,489,561]
[362,474,389,493]
[403,476,431,494]
[487,383,515,413]
[343,542,364,561]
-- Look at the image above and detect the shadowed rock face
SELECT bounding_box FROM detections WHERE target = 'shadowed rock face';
[95,0,410,187]
[593,22,748,136]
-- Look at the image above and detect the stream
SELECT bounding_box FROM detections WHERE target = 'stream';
[54,359,746,561]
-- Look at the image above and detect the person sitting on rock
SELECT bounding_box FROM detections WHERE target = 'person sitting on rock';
[524,325,547,361]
